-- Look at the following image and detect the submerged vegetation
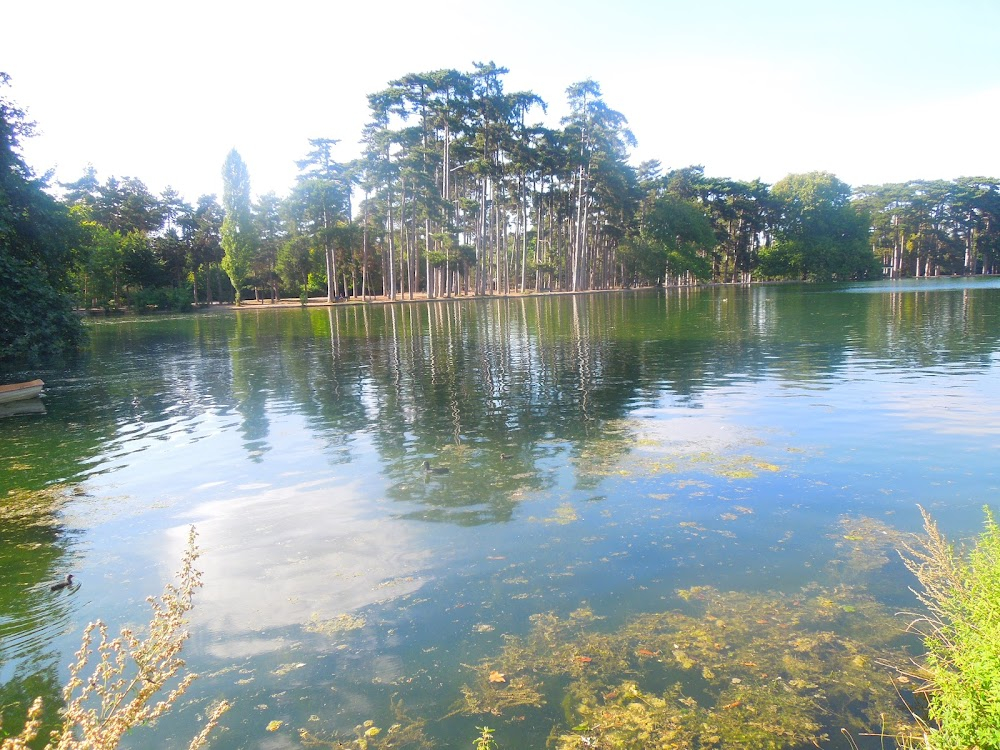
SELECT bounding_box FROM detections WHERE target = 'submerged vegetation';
[454,588,911,749]
[2,494,1000,747]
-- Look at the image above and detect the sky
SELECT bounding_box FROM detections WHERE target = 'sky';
[5,0,1000,203]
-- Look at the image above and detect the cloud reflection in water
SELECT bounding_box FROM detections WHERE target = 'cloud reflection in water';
[174,477,431,659]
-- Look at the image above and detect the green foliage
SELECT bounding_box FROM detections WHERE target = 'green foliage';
[126,285,193,312]
[763,172,879,281]
[0,74,85,362]
[0,251,84,361]
[220,149,255,303]
[856,177,1000,278]
[72,217,123,309]
[473,726,497,750]
[622,196,714,283]
[277,236,314,294]
[899,507,1000,750]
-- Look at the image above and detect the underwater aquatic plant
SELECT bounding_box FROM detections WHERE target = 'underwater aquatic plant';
[298,697,434,749]
[456,588,911,749]
[473,725,497,750]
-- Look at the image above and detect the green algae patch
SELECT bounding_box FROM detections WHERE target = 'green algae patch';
[299,699,433,749]
[0,484,73,527]
[271,662,305,677]
[529,502,581,525]
[455,588,913,749]
[572,416,788,484]
[304,613,366,636]
[829,515,911,577]
[547,503,580,524]
[450,663,546,717]
[573,421,638,479]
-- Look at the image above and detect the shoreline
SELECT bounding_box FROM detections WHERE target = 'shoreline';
[79,284,670,316]
[78,274,998,317]
[75,282,753,317]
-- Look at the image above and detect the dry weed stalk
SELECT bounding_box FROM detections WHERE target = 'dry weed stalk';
[1,526,230,750]
[899,507,967,648]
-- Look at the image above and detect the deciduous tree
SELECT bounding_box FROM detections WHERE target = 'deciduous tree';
[0,73,84,361]
[220,149,255,303]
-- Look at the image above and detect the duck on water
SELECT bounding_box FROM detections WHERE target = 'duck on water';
[423,460,450,475]
[50,574,74,591]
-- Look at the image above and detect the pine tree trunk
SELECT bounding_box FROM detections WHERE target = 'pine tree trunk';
[386,187,396,301]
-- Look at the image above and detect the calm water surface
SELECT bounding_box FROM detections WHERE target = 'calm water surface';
[2,280,1000,748]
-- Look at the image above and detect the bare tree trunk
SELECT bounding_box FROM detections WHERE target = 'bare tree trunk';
[361,197,370,302]
[386,187,396,301]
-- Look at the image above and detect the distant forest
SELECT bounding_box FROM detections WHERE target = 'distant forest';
[3,65,999,358]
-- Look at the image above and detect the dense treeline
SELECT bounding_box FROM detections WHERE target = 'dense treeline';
[0,74,84,360]
[3,65,1000,361]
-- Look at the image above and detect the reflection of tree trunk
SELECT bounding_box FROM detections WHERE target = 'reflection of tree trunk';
[325,243,334,303]
[327,306,338,362]
[425,218,433,299]
[386,185,396,301]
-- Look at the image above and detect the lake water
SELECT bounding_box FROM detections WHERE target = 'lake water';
[2,279,1000,748]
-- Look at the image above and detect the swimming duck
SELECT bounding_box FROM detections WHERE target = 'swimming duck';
[50,574,74,591]
[423,460,450,475]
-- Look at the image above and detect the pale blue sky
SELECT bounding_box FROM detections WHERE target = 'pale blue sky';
[6,0,999,202]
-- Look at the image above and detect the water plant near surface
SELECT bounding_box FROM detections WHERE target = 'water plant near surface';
[454,588,913,749]
[473,725,497,750]
[895,506,1000,750]
[0,526,229,750]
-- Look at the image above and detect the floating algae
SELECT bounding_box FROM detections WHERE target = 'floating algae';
[450,660,546,716]
[572,420,640,481]
[555,679,822,750]
[0,485,73,527]
[271,662,306,676]
[299,700,433,750]
[305,613,366,636]
[455,588,915,748]
[572,414,790,485]
[546,503,580,525]
[828,515,910,577]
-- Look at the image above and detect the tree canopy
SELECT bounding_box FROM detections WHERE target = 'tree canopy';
[760,172,880,281]
[5,63,1000,345]
[0,73,84,363]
